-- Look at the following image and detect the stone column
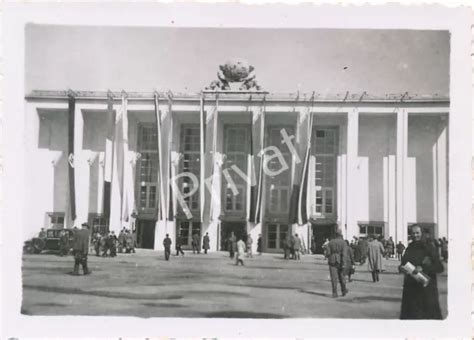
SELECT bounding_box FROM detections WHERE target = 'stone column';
[345,108,359,239]
[396,108,408,244]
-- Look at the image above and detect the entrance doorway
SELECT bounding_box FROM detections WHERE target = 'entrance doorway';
[311,223,337,254]
[176,220,202,250]
[220,222,246,251]
[266,223,291,252]
[136,219,156,249]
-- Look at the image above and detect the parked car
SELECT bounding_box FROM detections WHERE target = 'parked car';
[23,228,75,254]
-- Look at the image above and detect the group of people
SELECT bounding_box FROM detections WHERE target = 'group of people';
[283,233,304,260]
[91,228,136,257]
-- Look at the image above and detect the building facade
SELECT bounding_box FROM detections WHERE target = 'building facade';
[24,90,449,253]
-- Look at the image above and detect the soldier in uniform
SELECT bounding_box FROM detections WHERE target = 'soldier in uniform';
[163,234,172,261]
[326,231,348,298]
[70,223,91,275]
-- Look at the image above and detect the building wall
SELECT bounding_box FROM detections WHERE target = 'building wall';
[23,100,449,247]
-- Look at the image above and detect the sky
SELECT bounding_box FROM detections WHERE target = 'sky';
[25,25,449,96]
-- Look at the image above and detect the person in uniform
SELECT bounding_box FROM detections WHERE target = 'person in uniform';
[70,223,91,275]
[257,234,262,255]
[293,233,302,260]
[396,241,406,261]
[228,232,237,259]
[246,233,253,258]
[192,233,200,254]
[176,236,185,256]
[343,240,355,282]
[386,236,395,259]
[59,230,69,257]
[400,225,444,319]
[235,236,246,266]
[163,234,172,261]
[202,232,210,254]
[367,234,385,282]
[326,231,348,298]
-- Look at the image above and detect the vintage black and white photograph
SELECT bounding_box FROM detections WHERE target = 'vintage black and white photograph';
[1,3,472,338]
[19,24,451,319]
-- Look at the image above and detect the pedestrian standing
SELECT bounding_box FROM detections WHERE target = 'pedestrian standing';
[192,232,200,254]
[257,234,262,255]
[59,230,69,256]
[396,241,406,261]
[358,237,369,264]
[108,231,117,257]
[70,223,91,275]
[293,233,302,260]
[343,240,355,282]
[235,237,246,266]
[246,234,253,258]
[228,232,237,259]
[163,234,172,261]
[400,225,444,319]
[386,236,395,259]
[367,235,385,282]
[326,231,348,298]
[202,232,210,254]
[118,228,126,253]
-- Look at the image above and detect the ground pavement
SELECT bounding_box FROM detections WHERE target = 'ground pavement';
[21,249,447,318]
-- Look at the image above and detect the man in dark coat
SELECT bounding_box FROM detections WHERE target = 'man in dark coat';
[400,225,444,319]
[343,240,355,282]
[293,233,302,260]
[257,234,262,255]
[202,232,210,254]
[386,236,395,259]
[108,231,117,257]
[176,236,185,256]
[59,230,70,257]
[228,232,237,259]
[192,233,200,254]
[163,234,172,261]
[358,237,369,264]
[367,235,385,282]
[71,223,91,275]
[327,231,348,298]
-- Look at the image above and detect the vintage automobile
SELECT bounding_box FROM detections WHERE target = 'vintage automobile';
[23,228,75,254]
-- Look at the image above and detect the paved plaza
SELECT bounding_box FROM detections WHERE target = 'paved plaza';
[21,250,447,319]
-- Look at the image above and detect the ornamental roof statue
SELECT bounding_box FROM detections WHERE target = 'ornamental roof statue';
[206,58,262,91]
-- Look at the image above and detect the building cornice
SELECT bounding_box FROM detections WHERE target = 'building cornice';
[25,90,450,105]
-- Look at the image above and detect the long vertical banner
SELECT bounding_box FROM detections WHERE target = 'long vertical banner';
[199,93,205,223]
[154,93,166,221]
[103,94,115,222]
[253,96,266,223]
[203,94,218,222]
[248,97,263,223]
[121,95,130,224]
[67,94,77,222]
[297,96,315,225]
[166,94,175,221]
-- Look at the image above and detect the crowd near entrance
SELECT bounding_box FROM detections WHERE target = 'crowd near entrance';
[220,222,246,251]
[311,223,337,254]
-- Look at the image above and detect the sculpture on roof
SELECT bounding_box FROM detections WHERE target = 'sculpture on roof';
[207,58,262,91]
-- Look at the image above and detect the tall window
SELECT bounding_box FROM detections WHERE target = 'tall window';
[89,214,108,235]
[177,220,201,248]
[311,127,338,217]
[180,125,200,212]
[266,223,290,250]
[223,125,249,214]
[137,124,158,213]
[266,126,293,214]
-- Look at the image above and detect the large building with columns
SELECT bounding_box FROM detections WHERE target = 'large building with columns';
[23,89,449,253]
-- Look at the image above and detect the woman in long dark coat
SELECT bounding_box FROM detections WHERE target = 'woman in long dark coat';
[400,225,444,319]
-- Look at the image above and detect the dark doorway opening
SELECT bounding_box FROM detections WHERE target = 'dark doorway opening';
[136,219,156,249]
[311,223,337,254]
[220,222,246,251]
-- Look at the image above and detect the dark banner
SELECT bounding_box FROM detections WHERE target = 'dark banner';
[67,95,76,221]
[103,95,115,220]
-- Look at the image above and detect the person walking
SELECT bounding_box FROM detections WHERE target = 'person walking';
[400,225,444,319]
[175,236,185,257]
[235,236,246,266]
[326,231,348,298]
[70,223,91,275]
[343,240,355,282]
[246,234,253,258]
[396,241,406,261]
[367,234,385,282]
[257,234,262,255]
[293,233,302,260]
[163,234,172,261]
[358,237,369,264]
[228,232,237,259]
[202,232,210,254]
